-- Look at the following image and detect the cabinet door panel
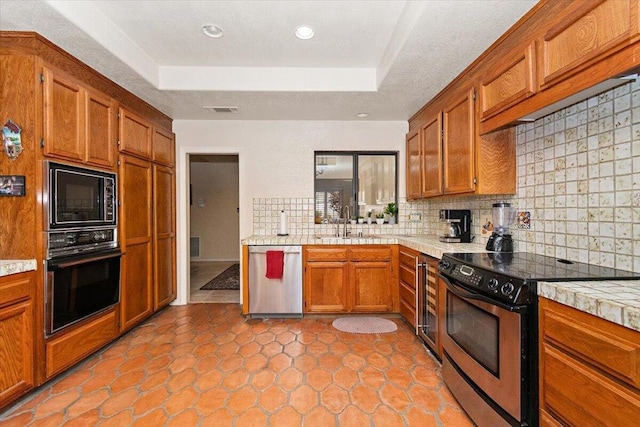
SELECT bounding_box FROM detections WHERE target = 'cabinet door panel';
[85,89,116,168]
[152,127,175,166]
[443,89,475,194]
[421,115,443,197]
[43,68,84,161]
[541,0,632,88]
[351,261,392,312]
[120,155,153,330]
[0,300,34,408]
[541,344,640,426]
[480,43,536,120]
[406,128,421,200]
[119,108,152,159]
[153,164,176,310]
[304,262,348,312]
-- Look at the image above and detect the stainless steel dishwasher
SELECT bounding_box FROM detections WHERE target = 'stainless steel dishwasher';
[248,246,302,317]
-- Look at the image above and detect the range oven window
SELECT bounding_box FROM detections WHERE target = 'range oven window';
[447,293,499,376]
[47,251,121,335]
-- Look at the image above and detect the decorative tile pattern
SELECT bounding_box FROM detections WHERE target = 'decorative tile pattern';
[0,304,472,426]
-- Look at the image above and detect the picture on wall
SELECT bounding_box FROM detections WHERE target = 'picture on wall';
[0,175,26,196]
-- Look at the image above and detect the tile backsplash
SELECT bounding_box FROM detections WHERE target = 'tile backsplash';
[252,80,640,272]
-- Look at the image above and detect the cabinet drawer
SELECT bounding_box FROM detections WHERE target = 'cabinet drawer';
[399,281,416,309]
[350,247,392,262]
[399,264,416,288]
[541,299,640,388]
[0,272,32,307]
[541,344,640,425]
[399,299,416,329]
[305,248,348,262]
[399,249,418,268]
[46,309,118,378]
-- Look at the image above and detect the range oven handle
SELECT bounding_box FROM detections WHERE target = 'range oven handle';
[48,251,122,270]
[439,273,526,313]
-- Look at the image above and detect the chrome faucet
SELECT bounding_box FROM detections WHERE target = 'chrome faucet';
[341,205,350,238]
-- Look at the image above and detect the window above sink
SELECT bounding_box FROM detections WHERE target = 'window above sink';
[314,151,398,225]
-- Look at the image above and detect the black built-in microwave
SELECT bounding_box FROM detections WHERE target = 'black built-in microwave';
[46,162,116,229]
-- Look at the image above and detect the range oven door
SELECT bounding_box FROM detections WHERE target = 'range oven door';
[46,250,121,336]
[440,273,527,425]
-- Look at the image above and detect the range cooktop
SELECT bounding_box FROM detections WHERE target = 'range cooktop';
[444,252,640,282]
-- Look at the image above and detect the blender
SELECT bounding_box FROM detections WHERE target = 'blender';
[486,202,516,252]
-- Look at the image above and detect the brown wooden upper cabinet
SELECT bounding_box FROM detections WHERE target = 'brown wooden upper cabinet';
[152,127,175,167]
[42,67,118,169]
[540,0,636,90]
[119,107,152,159]
[406,116,443,200]
[443,89,476,195]
[479,42,536,121]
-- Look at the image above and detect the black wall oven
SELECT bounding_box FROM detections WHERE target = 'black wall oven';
[46,161,116,229]
[438,252,640,427]
[46,249,121,336]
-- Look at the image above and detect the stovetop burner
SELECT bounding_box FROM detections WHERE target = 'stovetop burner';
[445,252,640,282]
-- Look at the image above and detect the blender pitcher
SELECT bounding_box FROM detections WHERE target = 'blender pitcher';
[486,202,516,252]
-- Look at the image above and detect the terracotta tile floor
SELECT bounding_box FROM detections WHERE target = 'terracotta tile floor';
[0,304,473,426]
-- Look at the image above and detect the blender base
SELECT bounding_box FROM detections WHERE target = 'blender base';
[486,232,513,252]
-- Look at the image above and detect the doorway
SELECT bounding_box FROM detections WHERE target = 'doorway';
[188,154,240,303]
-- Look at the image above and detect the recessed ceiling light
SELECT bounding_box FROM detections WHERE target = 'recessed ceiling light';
[295,26,314,40]
[202,24,223,38]
[356,112,369,118]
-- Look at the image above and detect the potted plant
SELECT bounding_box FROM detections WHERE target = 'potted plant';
[375,212,385,225]
[350,216,357,225]
[384,202,398,225]
[357,215,364,224]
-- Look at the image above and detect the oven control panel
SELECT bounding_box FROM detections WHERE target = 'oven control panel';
[47,228,118,258]
[439,258,530,305]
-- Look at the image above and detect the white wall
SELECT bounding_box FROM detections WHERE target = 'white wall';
[190,159,239,261]
[173,120,408,304]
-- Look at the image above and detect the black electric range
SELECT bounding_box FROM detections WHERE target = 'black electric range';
[439,252,640,306]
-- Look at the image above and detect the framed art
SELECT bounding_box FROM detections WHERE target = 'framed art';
[0,175,26,196]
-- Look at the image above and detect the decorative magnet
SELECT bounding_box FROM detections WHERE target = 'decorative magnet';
[2,119,23,161]
[0,175,25,196]
[517,211,531,229]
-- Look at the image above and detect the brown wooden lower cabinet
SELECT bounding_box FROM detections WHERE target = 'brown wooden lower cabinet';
[0,271,34,409]
[45,309,119,379]
[398,247,419,328]
[539,298,640,425]
[304,245,397,313]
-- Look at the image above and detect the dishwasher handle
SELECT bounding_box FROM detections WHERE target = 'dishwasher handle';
[249,246,301,255]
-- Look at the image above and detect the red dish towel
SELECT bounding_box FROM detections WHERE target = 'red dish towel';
[265,250,284,279]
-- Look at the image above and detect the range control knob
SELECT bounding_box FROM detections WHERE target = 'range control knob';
[93,231,106,241]
[487,278,499,290]
[501,282,515,296]
[65,234,77,245]
[439,259,451,270]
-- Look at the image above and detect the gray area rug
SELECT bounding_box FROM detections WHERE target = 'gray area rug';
[200,264,240,290]
[332,317,398,334]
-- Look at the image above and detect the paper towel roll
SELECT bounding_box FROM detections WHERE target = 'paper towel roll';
[278,210,288,236]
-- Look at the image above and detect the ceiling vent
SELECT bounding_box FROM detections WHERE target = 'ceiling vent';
[203,106,239,113]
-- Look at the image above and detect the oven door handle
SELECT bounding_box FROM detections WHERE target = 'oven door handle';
[440,274,526,313]
[48,251,122,270]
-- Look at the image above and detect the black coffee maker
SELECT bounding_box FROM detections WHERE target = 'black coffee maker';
[439,210,472,243]
[486,202,516,252]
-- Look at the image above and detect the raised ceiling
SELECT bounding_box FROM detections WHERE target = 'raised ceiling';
[0,0,537,121]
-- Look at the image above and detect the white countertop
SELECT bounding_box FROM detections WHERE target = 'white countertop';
[0,260,37,277]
